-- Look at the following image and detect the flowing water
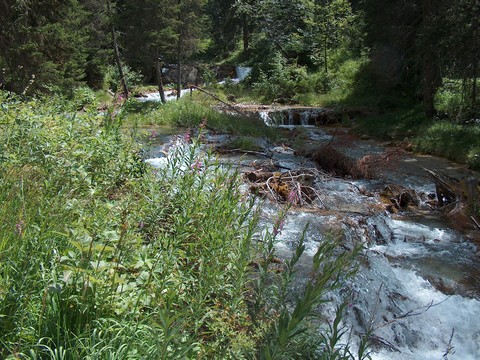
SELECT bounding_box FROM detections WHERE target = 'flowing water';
[144,110,480,359]
[137,88,192,102]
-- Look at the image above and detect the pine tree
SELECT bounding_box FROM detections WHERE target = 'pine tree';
[0,0,90,94]
[117,0,206,99]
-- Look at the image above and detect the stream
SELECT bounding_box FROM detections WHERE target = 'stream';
[143,108,480,359]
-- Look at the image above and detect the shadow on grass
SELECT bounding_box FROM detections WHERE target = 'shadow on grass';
[336,62,480,170]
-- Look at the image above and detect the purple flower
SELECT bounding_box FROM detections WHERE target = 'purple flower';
[138,221,145,229]
[191,158,203,172]
[149,130,158,141]
[272,217,284,236]
[287,189,299,205]
[15,220,25,235]
[183,131,191,143]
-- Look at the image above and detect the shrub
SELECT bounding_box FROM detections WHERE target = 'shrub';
[104,65,144,93]
[252,52,308,102]
[434,79,466,120]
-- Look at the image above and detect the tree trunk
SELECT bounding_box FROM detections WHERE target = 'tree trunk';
[176,33,182,100]
[242,15,249,51]
[156,51,166,103]
[420,0,441,118]
[472,58,478,105]
[324,35,328,75]
[422,48,441,118]
[106,0,128,99]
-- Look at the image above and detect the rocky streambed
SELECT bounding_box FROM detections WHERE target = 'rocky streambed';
[144,111,480,359]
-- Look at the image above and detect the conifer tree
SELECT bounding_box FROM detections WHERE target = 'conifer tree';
[0,0,90,94]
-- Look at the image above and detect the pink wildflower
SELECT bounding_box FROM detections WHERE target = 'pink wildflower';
[287,189,300,205]
[15,220,25,236]
[149,130,158,141]
[183,130,191,143]
[272,217,285,236]
[191,158,203,172]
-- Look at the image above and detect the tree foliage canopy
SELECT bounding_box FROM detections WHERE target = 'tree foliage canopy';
[0,0,477,117]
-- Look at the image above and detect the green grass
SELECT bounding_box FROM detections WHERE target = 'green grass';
[119,93,284,142]
[350,105,428,140]
[350,104,480,170]
[414,120,480,168]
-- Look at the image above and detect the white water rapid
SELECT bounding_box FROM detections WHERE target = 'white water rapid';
[145,119,480,359]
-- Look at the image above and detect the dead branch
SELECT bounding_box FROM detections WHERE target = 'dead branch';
[374,297,450,330]
[218,148,272,158]
[470,216,480,230]
[361,148,403,167]
[245,168,327,207]
[443,328,455,359]
[189,85,248,117]
[368,334,401,353]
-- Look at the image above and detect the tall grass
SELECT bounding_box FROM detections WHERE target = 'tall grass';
[350,104,480,170]
[0,91,365,358]
[118,94,282,142]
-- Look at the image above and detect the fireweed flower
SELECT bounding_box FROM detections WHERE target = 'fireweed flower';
[15,220,25,236]
[183,130,191,143]
[287,189,300,205]
[191,158,203,172]
[272,217,285,236]
[149,130,158,141]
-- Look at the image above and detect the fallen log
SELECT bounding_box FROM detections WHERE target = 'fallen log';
[216,148,272,158]
[424,168,480,231]
[423,168,457,208]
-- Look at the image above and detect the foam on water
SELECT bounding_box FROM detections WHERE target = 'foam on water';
[387,218,454,243]
[137,88,191,102]
[145,157,168,169]
[367,265,480,360]
[144,125,480,359]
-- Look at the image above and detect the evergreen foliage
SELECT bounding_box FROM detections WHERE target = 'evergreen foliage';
[0,0,90,94]
[0,0,477,121]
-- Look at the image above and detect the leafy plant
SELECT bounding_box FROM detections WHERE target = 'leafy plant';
[253,224,365,359]
[252,52,308,103]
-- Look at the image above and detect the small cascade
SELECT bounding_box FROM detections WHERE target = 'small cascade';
[236,66,252,81]
[260,108,340,127]
[137,88,191,102]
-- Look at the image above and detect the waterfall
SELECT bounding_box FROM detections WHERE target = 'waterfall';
[236,66,252,81]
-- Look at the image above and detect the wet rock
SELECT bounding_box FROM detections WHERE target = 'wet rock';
[380,184,421,213]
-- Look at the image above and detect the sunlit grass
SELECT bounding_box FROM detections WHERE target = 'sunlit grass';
[119,93,283,141]
[351,105,480,170]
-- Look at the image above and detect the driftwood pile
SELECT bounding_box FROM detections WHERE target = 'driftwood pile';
[424,168,480,230]
[379,170,480,232]
[380,184,424,213]
[245,168,326,206]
